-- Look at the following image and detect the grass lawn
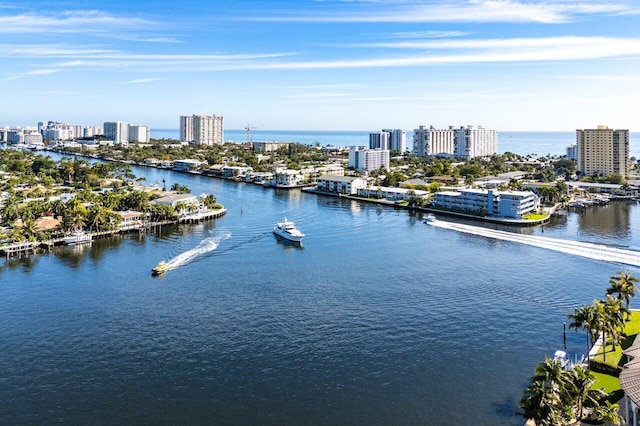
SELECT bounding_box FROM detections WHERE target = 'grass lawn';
[591,310,640,396]
[591,371,622,394]
[522,213,548,221]
[592,310,640,366]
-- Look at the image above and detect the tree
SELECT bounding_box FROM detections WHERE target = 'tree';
[568,304,598,366]
[519,357,571,425]
[607,271,638,320]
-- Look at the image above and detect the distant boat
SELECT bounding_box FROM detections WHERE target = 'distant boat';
[63,230,92,245]
[152,260,169,276]
[273,218,305,243]
[424,214,437,224]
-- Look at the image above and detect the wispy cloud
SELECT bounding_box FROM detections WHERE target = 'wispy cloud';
[118,78,161,84]
[247,0,638,24]
[2,36,640,75]
[0,10,155,34]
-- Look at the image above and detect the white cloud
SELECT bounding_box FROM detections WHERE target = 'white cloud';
[118,78,161,84]
[0,10,155,34]
[247,0,638,24]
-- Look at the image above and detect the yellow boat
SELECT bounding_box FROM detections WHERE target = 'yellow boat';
[152,260,169,276]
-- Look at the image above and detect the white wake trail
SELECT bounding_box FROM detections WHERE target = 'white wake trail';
[428,220,640,267]
[162,232,231,272]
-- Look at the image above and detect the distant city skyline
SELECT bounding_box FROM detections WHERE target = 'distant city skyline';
[1,1,639,131]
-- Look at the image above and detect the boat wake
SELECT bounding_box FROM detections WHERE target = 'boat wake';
[159,232,231,273]
[428,220,640,268]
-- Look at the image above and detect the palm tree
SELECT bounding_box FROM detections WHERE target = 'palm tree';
[594,400,624,425]
[566,365,604,422]
[607,271,639,320]
[519,357,571,425]
[568,304,598,366]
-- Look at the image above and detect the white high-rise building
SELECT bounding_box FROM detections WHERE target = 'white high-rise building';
[180,114,223,145]
[383,129,406,152]
[129,125,150,143]
[453,125,498,159]
[369,131,390,150]
[576,125,629,177]
[348,146,390,174]
[413,125,455,157]
[104,121,130,144]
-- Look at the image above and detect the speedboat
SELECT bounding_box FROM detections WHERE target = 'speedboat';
[424,214,437,224]
[63,230,92,245]
[152,260,169,276]
[273,218,305,243]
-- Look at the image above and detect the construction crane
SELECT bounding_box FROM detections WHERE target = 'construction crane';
[244,124,256,144]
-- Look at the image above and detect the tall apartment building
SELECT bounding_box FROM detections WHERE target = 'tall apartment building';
[454,125,498,159]
[180,114,223,145]
[369,131,390,150]
[576,125,629,177]
[104,121,130,144]
[566,144,577,161]
[413,125,455,157]
[382,129,406,152]
[129,125,150,143]
[348,146,390,174]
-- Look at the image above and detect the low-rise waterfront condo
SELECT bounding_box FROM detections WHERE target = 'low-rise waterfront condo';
[432,188,539,219]
[576,125,629,177]
[180,114,224,145]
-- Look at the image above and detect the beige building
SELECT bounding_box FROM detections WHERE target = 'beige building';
[180,114,223,145]
[576,125,629,177]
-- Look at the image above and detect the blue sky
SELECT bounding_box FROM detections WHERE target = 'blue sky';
[1,0,639,131]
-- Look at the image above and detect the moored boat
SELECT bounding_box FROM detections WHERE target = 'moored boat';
[63,230,92,245]
[273,218,304,243]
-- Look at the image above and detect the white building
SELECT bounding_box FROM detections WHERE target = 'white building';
[252,141,290,152]
[454,125,498,159]
[348,146,390,174]
[432,188,538,219]
[316,175,367,194]
[173,159,205,172]
[566,144,577,161]
[270,169,306,187]
[369,131,390,150]
[358,186,430,201]
[413,125,455,157]
[383,129,406,152]
[104,121,130,144]
[128,125,150,143]
[180,114,223,145]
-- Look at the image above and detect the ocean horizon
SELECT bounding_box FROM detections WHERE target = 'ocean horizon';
[151,129,640,158]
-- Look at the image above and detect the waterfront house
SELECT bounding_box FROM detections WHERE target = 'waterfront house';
[115,210,143,230]
[316,175,367,194]
[173,159,204,172]
[432,188,539,219]
[152,193,199,208]
[357,186,429,202]
[222,166,253,178]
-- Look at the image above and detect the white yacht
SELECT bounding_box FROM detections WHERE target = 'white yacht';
[63,230,92,245]
[273,218,305,243]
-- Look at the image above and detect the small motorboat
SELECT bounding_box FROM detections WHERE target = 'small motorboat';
[152,260,169,276]
[424,214,437,224]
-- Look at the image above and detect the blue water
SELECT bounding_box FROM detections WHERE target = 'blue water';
[151,129,640,158]
[1,153,640,424]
